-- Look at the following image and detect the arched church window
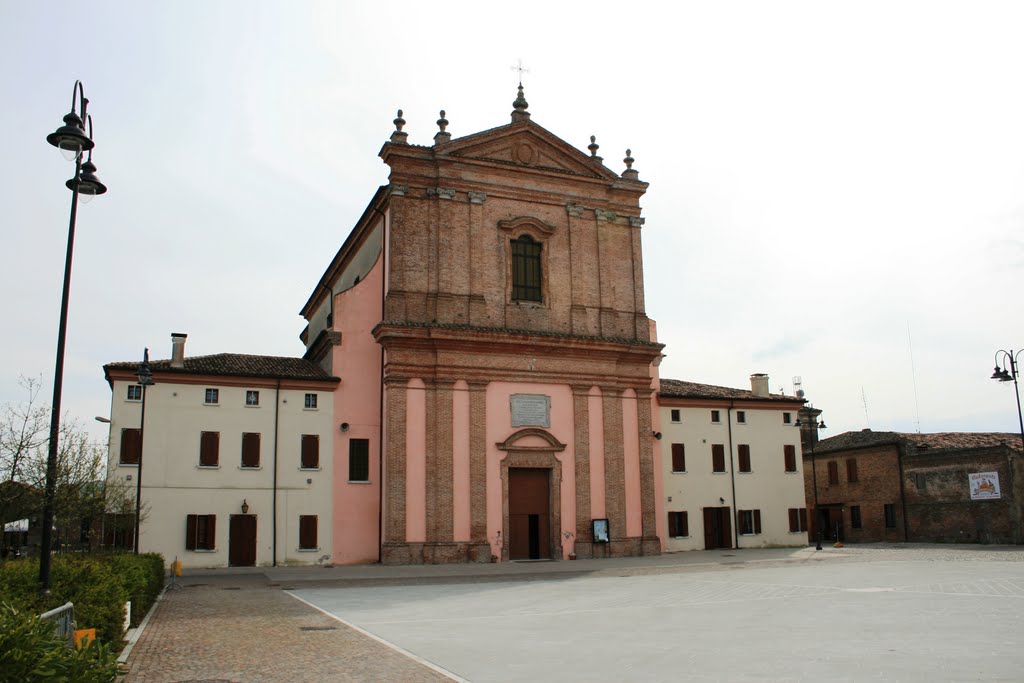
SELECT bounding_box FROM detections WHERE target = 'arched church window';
[511,234,542,302]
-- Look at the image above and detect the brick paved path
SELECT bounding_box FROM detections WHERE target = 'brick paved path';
[122,575,452,683]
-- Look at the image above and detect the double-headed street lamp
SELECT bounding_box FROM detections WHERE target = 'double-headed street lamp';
[796,414,827,550]
[134,350,155,555]
[990,349,1024,455]
[40,81,107,593]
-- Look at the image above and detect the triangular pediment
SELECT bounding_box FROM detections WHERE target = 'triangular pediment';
[441,122,618,180]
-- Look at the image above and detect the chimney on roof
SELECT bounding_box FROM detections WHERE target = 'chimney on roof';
[750,373,769,397]
[171,333,187,369]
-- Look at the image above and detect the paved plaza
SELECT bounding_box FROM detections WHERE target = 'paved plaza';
[124,545,1024,682]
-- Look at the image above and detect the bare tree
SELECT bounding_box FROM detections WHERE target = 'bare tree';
[0,376,48,483]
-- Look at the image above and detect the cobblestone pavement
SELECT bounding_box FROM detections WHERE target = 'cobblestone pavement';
[122,574,452,683]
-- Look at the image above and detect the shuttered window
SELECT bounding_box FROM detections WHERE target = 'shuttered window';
[186,514,216,550]
[668,511,689,538]
[712,444,726,472]
[301,435,320,469]
[739,509,762,535]
[671,443,686,472]
[511,235,543,302]
[241,433,260,468]
[784,445,797,472]
[200,431,220,467]
[349,438,370,482]
[788,508,808,532]
[737,444,751,472]
[884,503,897,528]
[827,461,839,484]
[851,505,862,529]
[846,459,858,483]
[120,428,141,465]
[299,515,318,550]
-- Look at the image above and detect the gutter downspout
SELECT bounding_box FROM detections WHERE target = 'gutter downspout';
[374,205,387,563]
[272,380,281,566]
[726,400,738,549]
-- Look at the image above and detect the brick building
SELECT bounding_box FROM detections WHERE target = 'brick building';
[805,429,1023,544]
[299,86,664,564]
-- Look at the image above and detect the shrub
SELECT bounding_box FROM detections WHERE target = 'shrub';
[0,602,120,683]
[106,553,164,626]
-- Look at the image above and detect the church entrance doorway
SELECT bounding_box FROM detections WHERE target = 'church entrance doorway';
[509,468,551,560]
[703,507,732,550]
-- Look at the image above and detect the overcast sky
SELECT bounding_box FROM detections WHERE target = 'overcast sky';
[2,1,1022,445]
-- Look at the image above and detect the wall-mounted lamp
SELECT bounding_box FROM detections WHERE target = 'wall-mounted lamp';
[241,499,249,514]
[339,422,349,432]
[652,431,662,440]
[719,497,725,505]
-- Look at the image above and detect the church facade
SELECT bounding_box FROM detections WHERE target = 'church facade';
[299,87,665,564]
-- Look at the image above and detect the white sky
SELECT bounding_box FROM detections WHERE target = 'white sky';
[2,1,1022,445]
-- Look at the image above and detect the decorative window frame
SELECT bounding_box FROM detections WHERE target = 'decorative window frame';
[498,216,556,307]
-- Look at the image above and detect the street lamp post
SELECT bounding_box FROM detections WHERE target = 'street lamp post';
[39,81,107,593]
[134,350,155,555]
[990,349,1024,455]
[796,415,827,550]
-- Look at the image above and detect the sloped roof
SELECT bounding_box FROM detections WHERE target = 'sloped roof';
[815,429,1021,455]
[104,353,337,383]
[659,378,804,403]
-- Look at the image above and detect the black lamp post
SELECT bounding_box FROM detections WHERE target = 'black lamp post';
[134,349,154,555]
[796,415,827,550]
[39,81,107,593]
[990,349,1024,455]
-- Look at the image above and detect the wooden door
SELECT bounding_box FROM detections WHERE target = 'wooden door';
[703,507,732,550]
[509,468,550,560]
[229,514,257,566]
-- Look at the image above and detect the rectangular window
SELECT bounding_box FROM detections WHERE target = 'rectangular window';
[245,390,260,407]
[739,509,762,535]
[711,410,721,423]
[846,459,858,483]
[185,514,216,551]
[668,511,689,538]
[737,444,751,473]
[127,384,142,401]
[913,472,927,491]
[712,444,726,473]
[783,412,792,424]
[349,438,370,482]
[784,445,797,472]
[511,235,543,302]
[827,461,839,485]
[736,410,746,424]
[671,443,686,472]
[301,434,320,469]
[299,515,318,550]
[884,503,897,529]
[199,431,220,467]
[670,409,681,423]
[119,428,141,465]
[851,505,862,529]
[788,508,808,532]
[304,393,318,409]
[241,432,260,468]
[204,388,219,405]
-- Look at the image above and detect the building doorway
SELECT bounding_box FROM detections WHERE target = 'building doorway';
[229,514,257,566]
[703,507,732,550]
[509,468,551,560]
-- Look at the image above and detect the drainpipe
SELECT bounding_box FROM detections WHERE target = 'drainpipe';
[272,380,281,566]
[374,205,388,563]
[726,400,738,549]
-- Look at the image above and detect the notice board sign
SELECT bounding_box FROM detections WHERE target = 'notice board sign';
[511,394,551,427]
[969,472,1001,500]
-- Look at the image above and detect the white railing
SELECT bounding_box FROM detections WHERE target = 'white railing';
[39,602,75,648]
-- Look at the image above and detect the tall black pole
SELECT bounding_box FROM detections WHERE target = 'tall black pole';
[38,152,82,594]
[134,382,148,554]
[810,436,822,550]
[1010,355,1024,456]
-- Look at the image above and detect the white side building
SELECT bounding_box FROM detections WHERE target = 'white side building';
[658,374,808,551]
[103,333,339,568]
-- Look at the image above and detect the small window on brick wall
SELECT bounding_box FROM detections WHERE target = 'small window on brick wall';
[884,503,897,528]
[846,458,858,483]
[827,461,839,485]
[850,505,862,529]
[671,443,686,472]
[511,234,543,302]
[737,444,751,473]
[668,511,689,538]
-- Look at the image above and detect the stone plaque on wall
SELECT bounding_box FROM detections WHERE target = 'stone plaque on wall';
[510,394,550,427]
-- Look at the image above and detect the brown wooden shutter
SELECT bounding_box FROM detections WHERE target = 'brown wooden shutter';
[799,508,808,532]
[847,459,858,482]
[680,512,689,537]
[241,433,260,468]
[186,514,197,550]
[200,432,220,466]
[784,445,796,472]
[828,461,839,484]
[120,428,141,465]
[738,445,751,472]
[712,444,725,472]
[668,512,679,537]
[788,508,798,532]
[299,515,317,549]
[301,435,319,469]
[671,443,685,472]
[205,514,216,550]
[753,510,762,534]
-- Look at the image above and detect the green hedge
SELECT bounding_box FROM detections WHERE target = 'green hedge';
[0,553,165,647]
[0,602,120,683]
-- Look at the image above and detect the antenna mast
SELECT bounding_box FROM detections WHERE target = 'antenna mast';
[907,321,922,433]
